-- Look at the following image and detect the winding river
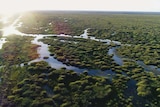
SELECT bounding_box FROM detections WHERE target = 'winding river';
[27,34,115,77]
[1,14,160,106]
[0,15,160,76]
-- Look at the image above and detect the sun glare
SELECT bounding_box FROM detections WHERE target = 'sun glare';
[2,26,17,36]
[0,16,9,24]
[0,0,160,15]
[2,26,24,36]
[0,0,33,15]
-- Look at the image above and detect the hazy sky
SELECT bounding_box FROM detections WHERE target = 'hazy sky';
[0,0,160,14]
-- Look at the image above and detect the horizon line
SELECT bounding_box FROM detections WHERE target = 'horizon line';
[22,10,160,14]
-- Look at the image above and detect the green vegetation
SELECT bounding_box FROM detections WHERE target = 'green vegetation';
[0,61,131,107]
[114,60,160,106]
[19,12,160,45]
[0,61,159,107]
[40,36,117,70]
[1,11,160,107]
[0,65,29,107]
[0,35,39,65]
[117,44,160,67]
[18,11,160,68]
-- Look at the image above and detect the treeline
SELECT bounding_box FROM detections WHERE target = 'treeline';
[19,12,160,44]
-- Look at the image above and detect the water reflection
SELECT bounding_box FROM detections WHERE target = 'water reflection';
[28,34,115,77]
[108,47,123,66]
[137,61,160,75]
[1,15,23,36]
[0,15,159,76]
[2,26,23,36]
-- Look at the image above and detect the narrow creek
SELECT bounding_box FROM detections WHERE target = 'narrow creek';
[78,29,160,74]
[108,47,123,66]
[108,47,160,75]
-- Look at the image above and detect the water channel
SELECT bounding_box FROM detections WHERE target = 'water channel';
[0,14,160,106]
[0,15,160,76]
[27,34,115,77]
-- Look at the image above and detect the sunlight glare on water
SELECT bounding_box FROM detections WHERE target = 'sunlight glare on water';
[2,26,23,36]
[3,26,15,36]
[1,15,24,36]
